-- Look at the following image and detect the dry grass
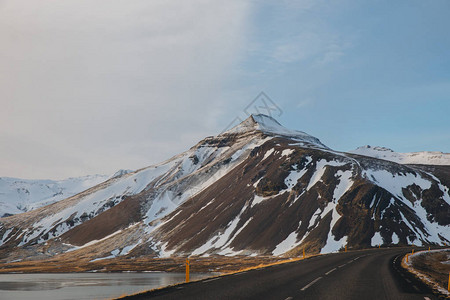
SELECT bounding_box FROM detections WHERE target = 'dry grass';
[402,249,450,296]
[410,250,450,291]
[0,255,294,274]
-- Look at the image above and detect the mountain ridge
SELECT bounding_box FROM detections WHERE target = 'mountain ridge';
[349,145,450,166]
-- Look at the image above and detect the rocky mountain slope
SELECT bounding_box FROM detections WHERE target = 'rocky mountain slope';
[0,115,449,263]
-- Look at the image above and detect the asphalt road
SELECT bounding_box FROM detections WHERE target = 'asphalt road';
[121,248,445,300]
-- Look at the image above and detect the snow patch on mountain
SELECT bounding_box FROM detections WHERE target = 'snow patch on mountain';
[333,170,353,202]
[364,169,432,198]
[281,149,294,157]
[392,232,399,244]
[191,205,249,256]
[364,168,450,245]
[284,161,311,191]
[307,159,348,191]
[262,148,276,161]
[371,232,383,246]
[251,194,278,207]
[272,221,302,256]
[320,201,346,253]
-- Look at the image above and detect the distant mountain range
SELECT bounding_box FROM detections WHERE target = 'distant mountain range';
[0,175,110,218]
[0,170,133,218]
[0,115,449,264]
[349,145,450,165]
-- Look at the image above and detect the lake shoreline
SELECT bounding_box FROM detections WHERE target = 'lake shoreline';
[0,272,211,300]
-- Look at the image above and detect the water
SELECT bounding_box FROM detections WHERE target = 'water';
[0,272,211,300]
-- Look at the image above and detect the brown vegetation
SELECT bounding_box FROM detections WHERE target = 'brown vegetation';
[409,249,450,293]
[0,255,289,274]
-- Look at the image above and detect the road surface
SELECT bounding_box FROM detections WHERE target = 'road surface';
[121,248,444,300]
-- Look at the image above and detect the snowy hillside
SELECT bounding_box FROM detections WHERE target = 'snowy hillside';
[0,118,268,258]
[0,114,449,263]
[150,140,450,257]
[0,175,111,217]
[349,145,450,165]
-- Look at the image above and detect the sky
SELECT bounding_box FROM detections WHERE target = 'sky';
[1,0,449,180]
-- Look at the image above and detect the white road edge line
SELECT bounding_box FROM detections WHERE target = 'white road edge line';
[301,277,323,291]
[424,297,431,300]
[338,264,346,268]
[325,268,337,275]
[285,297,293,300]
[203,278,220,283]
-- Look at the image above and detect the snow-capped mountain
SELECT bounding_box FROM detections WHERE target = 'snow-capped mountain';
[225,114,327,148]
[349,145,450,165]
[0,115,449,263]
[0,174,111,218]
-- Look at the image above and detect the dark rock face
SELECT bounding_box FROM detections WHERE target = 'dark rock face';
[148,136,450,256]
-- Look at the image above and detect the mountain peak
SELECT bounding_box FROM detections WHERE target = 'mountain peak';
[224,114,327,148]
[226,114,281,133]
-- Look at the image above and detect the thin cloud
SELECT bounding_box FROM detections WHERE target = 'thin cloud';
[0,0,251,179]
[272,32,350,65]
[296,99,313,108]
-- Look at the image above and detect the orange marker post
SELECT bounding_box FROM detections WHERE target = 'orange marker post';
[448,272,450,292]
[412,249,414,254]
[186,258,190,283]
[406,254,409,263]
[303,248,305,259]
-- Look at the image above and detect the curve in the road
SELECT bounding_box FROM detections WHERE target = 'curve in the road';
[118,248,445,300]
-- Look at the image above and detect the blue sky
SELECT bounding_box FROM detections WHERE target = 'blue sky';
[235,0,450,153]
[1,0,449,179]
